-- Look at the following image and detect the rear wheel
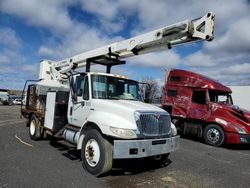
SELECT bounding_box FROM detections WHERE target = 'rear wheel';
[203,124,225,146]
[29,115,42,140]
[81,130,113,177]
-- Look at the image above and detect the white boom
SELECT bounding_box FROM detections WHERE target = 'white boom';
[40,12,214,82]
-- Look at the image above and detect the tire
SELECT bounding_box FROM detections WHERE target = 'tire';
[40,125,47,139]
[203,124,225,146]
[81,130,113,177]
[29,115,42,140]
[152,153,170,167]
[42,128,48,139]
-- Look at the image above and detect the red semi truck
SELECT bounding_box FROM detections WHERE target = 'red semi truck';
[162,69,250,146]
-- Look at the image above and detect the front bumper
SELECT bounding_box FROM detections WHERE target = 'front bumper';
[239,134,250,144]
[113,135,180,159]
[226,133,250,144]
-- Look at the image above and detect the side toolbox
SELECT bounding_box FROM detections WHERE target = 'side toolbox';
[44,91,69,132]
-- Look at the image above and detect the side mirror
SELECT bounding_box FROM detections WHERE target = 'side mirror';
[69,76,77,103]
[70,77,75,92]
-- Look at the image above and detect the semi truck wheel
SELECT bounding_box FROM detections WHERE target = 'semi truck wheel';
[203,124,225,146]
[81,129,113,177]
[29,115,42,140]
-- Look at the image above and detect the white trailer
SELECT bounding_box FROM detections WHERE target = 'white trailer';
[21,12,215,176]
[229,86,250,111]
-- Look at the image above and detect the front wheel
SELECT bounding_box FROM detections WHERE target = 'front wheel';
[203,124,225,146]
[81,130,113,177]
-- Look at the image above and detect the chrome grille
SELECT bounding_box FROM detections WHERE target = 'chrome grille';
[136,112,171,137]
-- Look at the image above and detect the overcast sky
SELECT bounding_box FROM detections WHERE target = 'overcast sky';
[0,0,250,89]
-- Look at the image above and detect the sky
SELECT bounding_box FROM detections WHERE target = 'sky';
[0,0,250,90]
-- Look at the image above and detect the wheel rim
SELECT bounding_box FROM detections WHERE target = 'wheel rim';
[85,139,100,167]
[207,128,220,144]
[30,120,36,136]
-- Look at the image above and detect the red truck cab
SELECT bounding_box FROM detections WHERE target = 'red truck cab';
[162,69,250,146]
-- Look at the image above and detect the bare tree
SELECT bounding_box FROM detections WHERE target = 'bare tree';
[139,77,159,103]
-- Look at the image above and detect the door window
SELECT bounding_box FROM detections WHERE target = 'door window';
[167,89,177,97]
[192,90,206,104]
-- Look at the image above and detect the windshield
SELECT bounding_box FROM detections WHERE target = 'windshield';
[91,75,141,100]
[209,91,233,105]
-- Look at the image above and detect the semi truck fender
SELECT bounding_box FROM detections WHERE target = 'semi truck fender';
[206,116,239,134]
[206,117,227,132]
[77,111,136,150]
[76,121,101,150]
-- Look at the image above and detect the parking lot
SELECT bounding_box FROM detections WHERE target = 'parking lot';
[0,105,250,188]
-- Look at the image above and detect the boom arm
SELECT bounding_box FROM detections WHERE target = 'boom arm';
[40,12,215,82]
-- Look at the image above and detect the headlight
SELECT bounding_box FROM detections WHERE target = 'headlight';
[233,125,247,134]
[171,123,177,136]
[110,127,137,139]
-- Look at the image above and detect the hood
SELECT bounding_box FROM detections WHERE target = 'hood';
[216,103,250,117]
[211,102,250,132]
[238,107,250,119]
[92,99,166,114]
[90,99,168,130]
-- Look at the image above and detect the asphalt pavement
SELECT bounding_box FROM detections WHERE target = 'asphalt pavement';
[0,105,250,188]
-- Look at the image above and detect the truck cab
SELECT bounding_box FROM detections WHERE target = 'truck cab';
[162,69,250,146]
[67,72,176,140]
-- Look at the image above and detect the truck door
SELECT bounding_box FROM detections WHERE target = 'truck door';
[68,74,90,127]
[187,89,210,120]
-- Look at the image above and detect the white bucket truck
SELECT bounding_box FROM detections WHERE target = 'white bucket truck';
[21,12,215,176]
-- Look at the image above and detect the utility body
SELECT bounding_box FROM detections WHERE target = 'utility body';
[162,69,250,146]
[21,12,215,176]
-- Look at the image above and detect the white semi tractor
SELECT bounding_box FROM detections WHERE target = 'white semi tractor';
[21,12,215,176]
